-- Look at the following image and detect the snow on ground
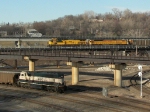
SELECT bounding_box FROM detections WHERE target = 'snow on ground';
[95,66,137,72]
[95,66,112,71]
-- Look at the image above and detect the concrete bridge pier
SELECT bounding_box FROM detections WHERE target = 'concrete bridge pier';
[109,63,126,87]
[29,59,36,71]
[24,56,38,71]
[56,60,60,68]
[67,62,82,85]
[122,51,126,56]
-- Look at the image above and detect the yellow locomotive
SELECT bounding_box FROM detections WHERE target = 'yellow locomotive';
[48,38,86,45]
[48,38,133,46]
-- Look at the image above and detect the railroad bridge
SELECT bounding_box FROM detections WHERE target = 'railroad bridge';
[1,37,150,87]
[0,47,150,87]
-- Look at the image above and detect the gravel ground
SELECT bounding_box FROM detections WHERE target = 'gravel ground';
[0,62,150,112]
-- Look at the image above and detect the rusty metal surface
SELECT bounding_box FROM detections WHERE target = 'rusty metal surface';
[0,72,17,84]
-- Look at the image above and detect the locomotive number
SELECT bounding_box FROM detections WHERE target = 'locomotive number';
[38,77,43,81]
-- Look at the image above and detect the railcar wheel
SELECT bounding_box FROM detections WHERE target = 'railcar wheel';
[47,86,53,92]
[17,82,21,87]
[20,83,26,88]
[41,85,46,91]
[46,86,50,91]
[20,84,23,88]
[64,86,67,91]
[55,83,60,93]
[61,87,66,93]
[60,86,67,93]
[27,83,31,89]
[47,88,50,92]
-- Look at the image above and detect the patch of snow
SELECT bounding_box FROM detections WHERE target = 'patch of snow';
[96,66,112,71]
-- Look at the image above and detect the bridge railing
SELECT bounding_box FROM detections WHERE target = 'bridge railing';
[0,48,149,62]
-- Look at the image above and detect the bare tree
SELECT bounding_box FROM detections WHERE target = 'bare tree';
[112,8,122,19]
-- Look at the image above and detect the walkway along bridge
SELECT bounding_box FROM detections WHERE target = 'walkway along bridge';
[0,46,150,87]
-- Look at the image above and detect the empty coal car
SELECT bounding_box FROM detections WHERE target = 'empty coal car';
[0,71,67,92]
[131,39,150,47]
[0,72,19,85]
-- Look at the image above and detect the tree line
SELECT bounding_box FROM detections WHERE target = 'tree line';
[1,8,150,37]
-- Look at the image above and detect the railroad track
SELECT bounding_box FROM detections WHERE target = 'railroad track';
[1,82,150,112]
[0,87,149,112]
[130,70,150,95]
[66,84,150,108]
[0,87,123,112]
[0,67,149,112]
[65,87,150,112]
[45,94,126,112]
[0,93,78,112]
[0,88,124,112]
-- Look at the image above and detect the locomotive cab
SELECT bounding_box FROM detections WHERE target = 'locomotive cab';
[19,71,32,82]
[48,38,58,45]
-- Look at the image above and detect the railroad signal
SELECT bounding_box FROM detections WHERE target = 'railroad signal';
[138,65,143,98]
[138,72,142,77]
[138,65,142,71]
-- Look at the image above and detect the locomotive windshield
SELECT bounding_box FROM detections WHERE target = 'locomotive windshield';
[28,73,31,76]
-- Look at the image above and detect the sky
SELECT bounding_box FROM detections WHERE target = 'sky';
[0,0,150,24]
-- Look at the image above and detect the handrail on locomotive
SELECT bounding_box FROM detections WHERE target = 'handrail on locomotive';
[47,38,134,46]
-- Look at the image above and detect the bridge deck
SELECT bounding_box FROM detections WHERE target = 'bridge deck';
[0,48,150,64]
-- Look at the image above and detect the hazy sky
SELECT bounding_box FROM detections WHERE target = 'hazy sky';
[0,0,150,23]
